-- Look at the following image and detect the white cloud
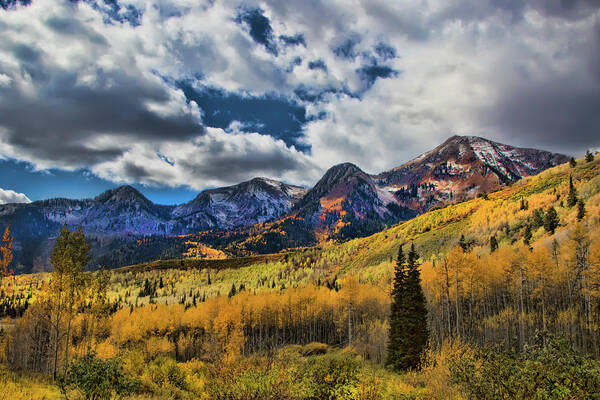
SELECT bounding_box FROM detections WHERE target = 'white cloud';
[0,0,598,190]
[0,188,31,204]
[91,126,322,189]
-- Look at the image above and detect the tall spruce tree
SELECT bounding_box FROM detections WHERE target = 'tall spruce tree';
[585,150,594,162]
[544,206,559,234]
[567,175,578,208]
[577,199,585,221]
[523,224,532,246]
[386,244,429,371]
[490,235,498,253]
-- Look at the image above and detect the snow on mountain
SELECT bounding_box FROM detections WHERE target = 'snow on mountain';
[375,135,569,212]
[172,178,308,231]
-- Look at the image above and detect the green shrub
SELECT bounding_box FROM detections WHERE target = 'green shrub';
[58,352,139,400]
[142,356,188,395]
[449,333,600,400]
[300,353,362,400]
[205,357,299,400]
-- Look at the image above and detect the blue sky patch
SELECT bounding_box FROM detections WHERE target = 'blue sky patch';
[0,159,197,204]
[0,0,31,10]
[357,65,399,88]
[235,7,278,56]
[178,83,309,151]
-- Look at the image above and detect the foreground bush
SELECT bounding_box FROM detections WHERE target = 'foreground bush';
[449,333,600,400]
[58,352,139,400]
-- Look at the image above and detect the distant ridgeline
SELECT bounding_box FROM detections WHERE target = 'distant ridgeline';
[0,135,568,273]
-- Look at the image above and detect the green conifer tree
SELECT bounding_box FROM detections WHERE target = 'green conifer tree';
[544,206,559,234]
[386,244,429,371]
[567,175,578,208]
[490,235,498,253]
[532,209,545,229]
[523,224,532,246]
[585,150,594,162]
[570,157,577,167]
[577,199,585,221]
[458,234,468,251]
[228,283,237,298]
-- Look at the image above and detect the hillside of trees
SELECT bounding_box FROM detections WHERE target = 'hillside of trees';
[1,154,600,399]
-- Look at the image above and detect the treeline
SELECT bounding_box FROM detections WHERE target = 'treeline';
[422,221,600,354]
[6,278,389,373]
[110,279,389,363]
[0,290,30,318]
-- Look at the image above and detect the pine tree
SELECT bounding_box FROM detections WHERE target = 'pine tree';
[386,245,406,370]
[570,157,577,167]
[586,150,594,162]
[459,234,468,251]
[228,283,237,298]
[386,244,429,371]
[520,198,528,210]
[490,235,498,253]
[523,224,532,246]
[577,199,585,221]
[567,175,578,208]
[532,209,545,229]
[544,206,559,234]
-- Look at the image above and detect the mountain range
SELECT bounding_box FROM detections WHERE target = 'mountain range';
[0,135,569,272]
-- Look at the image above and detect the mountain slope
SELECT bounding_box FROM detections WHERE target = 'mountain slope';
[0,179,307,271]
[172,178,307,231]
[231,136,567,248]
[292,163,416,240]
[376,135,569,212]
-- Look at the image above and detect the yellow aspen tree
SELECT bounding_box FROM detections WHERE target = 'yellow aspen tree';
[528,246,552,331]
[0,224,13,285]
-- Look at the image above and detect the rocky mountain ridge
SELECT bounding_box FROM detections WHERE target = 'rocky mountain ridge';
[0,135,569,271]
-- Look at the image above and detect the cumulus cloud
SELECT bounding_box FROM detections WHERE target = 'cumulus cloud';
[0,0,599,191]
[0,188,31,204]
[91,127,321,189]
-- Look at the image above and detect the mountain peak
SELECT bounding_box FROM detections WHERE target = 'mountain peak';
[328,162,363,172]
[320,162,365,180]
[377,135,569,212]
[94,185,150,204]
